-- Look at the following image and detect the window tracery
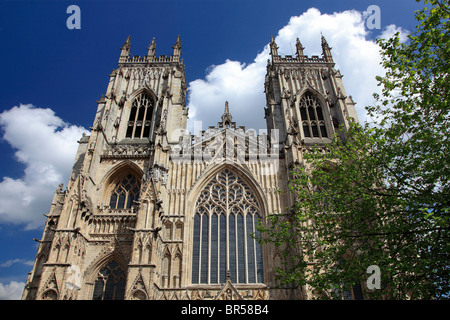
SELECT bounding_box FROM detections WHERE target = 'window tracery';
[92,260,126,300]
[109,173,140,210]
[126,92,154,139]
[192,169,264,285]
[299,92,328,138]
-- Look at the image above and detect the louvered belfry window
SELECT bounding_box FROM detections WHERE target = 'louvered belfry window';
[299,92,328,138]
[126,92,154,139]
[191,169,264,284]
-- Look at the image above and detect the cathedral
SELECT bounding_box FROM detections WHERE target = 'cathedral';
[22,34,359,300]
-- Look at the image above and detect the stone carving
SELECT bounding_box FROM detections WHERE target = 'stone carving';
[102,144,151,159]
[24,35,359,301]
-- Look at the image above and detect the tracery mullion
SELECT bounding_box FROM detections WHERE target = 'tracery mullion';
[116,183,127,209]
[225,173,230,280]
[116,186,124,209]
[253,214,258,282]
[197,213,203,283]
[134,106,143,138]
[312,99,322,138]
[101,278,106,300]
[243,210,249,284]
[237,212,245,283]
[304,100,313,138]
[207,210,211,284]
[140,104,148,139]
[143,104,152,138]
[308,97,318,137]
[234,212,239,282]
[200,213,209,283]
[217,213,221,284]
[123,186,130,209]
[249,213,257,283]
[219,213,227,283]
[228,212,236,282]
[141,95,152,138]
[212,212,219,283]
[316,98,328,138]
[131,98,140,138]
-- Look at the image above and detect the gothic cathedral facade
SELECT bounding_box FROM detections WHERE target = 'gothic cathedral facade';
[22,35,359,300]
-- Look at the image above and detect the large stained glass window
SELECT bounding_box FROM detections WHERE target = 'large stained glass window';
[192,169,264,284]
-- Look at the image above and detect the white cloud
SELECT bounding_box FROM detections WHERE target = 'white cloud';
[186,7,410,132]
[0,281,25,300]
[0,258,34,268]
[379,24,410,42]
[187,55,268,133]
[0,104,88,229]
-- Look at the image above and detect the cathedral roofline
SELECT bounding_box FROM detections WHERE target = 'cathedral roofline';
[271,54,334,65]
[118,55,183,66]
[118,35,184,66]
[269,35,335,66]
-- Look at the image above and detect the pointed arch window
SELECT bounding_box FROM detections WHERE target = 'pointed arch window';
[191,169,264,285]
[109,173,140,210]
[299,92,328,138]
[92,260,126,300]
[126,92,154,139]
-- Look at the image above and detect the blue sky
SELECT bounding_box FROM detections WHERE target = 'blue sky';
[0,0,424,299]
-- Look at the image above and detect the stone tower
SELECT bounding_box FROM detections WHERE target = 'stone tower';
[265,35,358,152]
[22,34,359,300]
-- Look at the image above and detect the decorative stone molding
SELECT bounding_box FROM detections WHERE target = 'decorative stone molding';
[101,144,152,159]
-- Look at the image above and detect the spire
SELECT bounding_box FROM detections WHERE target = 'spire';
[321,34,333,63]
[147,37,156,57]
[295,37,305,57]
[269,35,278,56]
[224,100,230,115]
[222,101,232,124]
[120,35,131,58]
[172,35,182,57]
[219,101,236,129]
[321,33,329,47]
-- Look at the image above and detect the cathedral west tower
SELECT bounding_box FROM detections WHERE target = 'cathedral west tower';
[22,34,359,300]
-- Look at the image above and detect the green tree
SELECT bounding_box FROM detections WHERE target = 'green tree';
[258,0,449,299]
